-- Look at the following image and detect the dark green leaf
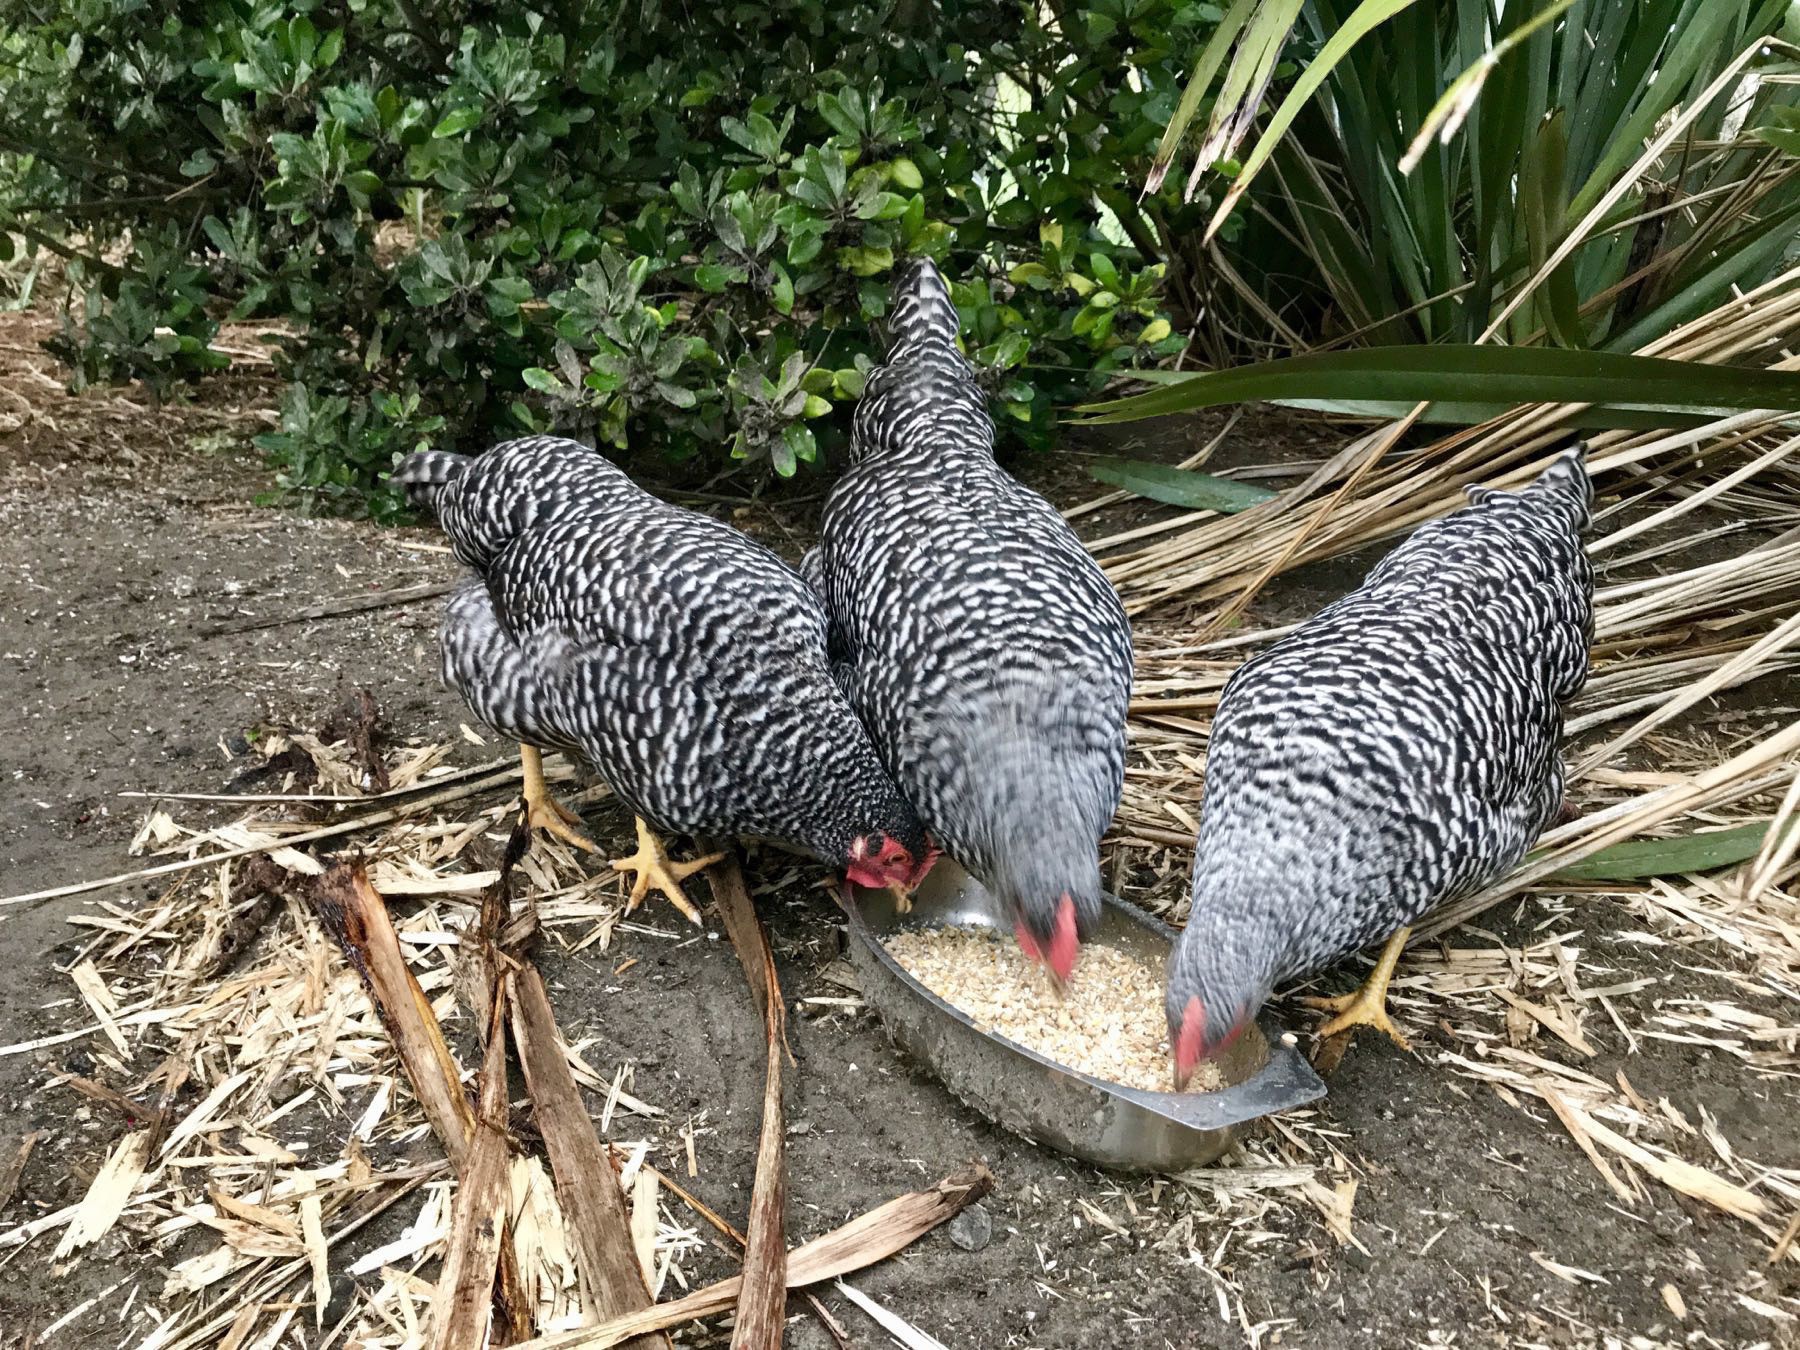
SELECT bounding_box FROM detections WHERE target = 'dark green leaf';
[1548,819,1797,882]
[1077,348,1800,424]
[432,106,482,138]
[1085,457,1278,511]
[694,263,741,293]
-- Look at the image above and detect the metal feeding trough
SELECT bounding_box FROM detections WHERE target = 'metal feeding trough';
[845,859,1326,1173]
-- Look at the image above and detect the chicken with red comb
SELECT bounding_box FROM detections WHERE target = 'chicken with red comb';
[1167,447,1593,1088]
[804,259,1133,985]
[392,436,932,919]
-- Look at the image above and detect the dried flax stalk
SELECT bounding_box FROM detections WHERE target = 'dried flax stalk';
[1,762,534,909]
[508,1166,995,1350]
[510,964,670,1350]
[52,1126,152,1258]
[1549,1091,1767,1222]
[1423,718,1800,938]
[702,852,787,1350]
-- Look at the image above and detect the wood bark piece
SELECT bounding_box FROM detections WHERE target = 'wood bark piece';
[311,863,475,1169]
[315,862,532,1340]
[701,853,787,1350]
[506,1165,995,1350]
[510,964,670,1350]
[432,983,518,1350]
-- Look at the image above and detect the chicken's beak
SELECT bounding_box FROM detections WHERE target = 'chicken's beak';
[1170,1055,1194,1093]
[1015,896,1080,997]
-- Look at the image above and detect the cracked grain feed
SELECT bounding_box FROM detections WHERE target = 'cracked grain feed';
[882,925,1225,1093]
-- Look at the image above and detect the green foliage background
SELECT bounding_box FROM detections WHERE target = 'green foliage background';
[0,0,1212,514]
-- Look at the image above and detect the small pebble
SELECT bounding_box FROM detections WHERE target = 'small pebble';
[947,1203,993,1252]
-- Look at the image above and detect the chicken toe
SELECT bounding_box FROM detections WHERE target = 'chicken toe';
[520,746,600,854]
[611,817,724,924]
[1301,926,1413,1051]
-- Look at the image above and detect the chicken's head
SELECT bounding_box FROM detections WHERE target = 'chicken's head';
[837,788,936,892]
[845,831,933,889]
[1164,900,1275,1089]
[993,854,1102,988]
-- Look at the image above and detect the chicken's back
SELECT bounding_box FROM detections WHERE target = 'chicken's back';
[815,261,1134,911]
[1192,447,1594,979]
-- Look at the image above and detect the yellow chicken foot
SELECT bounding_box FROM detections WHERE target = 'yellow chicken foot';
[1301,926,1413,1051]
[611,817,725,925]
[520,745,600,854]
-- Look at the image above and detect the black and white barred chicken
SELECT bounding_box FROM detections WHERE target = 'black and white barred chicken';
[392,436,931,921]
[805,259,1135,984]
[1165,447,1594,1087]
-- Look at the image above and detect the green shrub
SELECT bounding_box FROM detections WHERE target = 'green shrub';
[0,0,1211,513]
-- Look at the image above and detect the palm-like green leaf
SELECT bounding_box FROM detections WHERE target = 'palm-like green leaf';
[1548,819,1797,882]
[1156,0,1800,357]
[1085,457,1279,511]
[1075,346,1800,424]
[1202,0,1427,242]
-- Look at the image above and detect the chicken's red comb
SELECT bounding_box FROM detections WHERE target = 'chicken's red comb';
[1174,996,1205,1090]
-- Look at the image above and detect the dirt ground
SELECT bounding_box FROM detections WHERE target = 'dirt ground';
[1,365,1796,1349]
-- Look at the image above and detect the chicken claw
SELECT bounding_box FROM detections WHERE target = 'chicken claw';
[1300,925,1413,1051]
[611,817,725,924]
[520,745,600,854]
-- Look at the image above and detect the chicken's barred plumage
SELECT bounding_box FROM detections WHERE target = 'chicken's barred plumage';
[392,436,927,870]
[1166,448,1595,1058]
[808,259,1135,971]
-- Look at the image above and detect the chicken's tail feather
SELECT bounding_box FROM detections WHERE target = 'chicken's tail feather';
[886,257,960,354]
[391,449,469,516]
[1464,440,1592,532]
[1530,442,1593,531]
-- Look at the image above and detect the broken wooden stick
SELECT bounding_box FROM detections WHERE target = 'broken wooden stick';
[311,863,475,1168]
[199,579,456,637]
[506,1165,995,1350]
[0,1131,43,1215]
[510,964,671,1350]
[701,852,787,1350]
[629,1157,846,1347]
[429,980,519,1350]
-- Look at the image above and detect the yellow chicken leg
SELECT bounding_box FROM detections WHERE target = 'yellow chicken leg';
[1301,926,1413,1050]
[611,817,725,925]
[520,746,600,854]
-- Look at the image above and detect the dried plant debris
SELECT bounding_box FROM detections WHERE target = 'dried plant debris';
[0,721,985,1345]
[884,925,1225,1093]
